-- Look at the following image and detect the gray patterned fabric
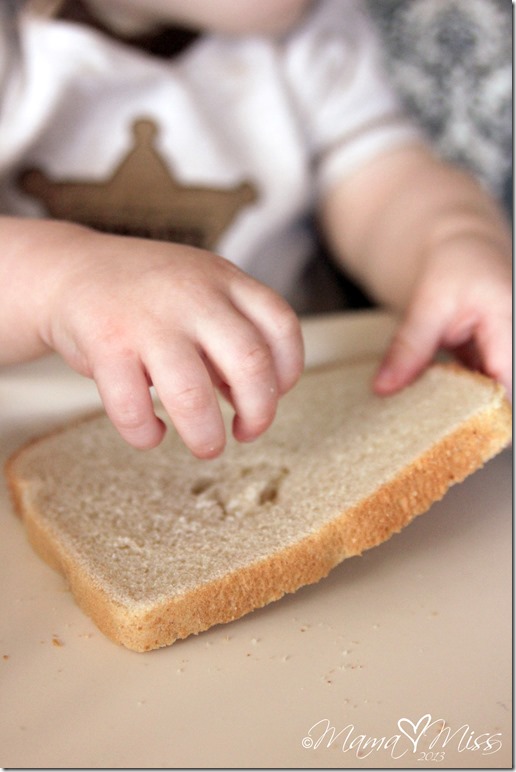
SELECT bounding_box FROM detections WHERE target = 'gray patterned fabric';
[368,0,512,212]
[304,0,512,312]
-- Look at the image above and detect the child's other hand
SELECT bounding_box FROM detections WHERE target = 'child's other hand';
[46,229,304,457]
[373,234,512,400]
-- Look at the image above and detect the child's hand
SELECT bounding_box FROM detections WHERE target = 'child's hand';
[373,234,512,399]
[41,227,304,457]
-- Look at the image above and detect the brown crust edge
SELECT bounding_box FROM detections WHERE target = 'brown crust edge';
[5,391,511,652]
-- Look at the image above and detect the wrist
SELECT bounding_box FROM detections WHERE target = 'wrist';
[0,217,95,363]
[421,197,511,265]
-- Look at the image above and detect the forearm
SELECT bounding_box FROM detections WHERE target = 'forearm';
[320,145,512,397]
[0,216,88,364]
[319,144,512,312]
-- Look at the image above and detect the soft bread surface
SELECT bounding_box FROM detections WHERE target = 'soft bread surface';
[5,358,511,651]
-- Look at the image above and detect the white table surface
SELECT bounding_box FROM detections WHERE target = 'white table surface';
[0,310,512,769]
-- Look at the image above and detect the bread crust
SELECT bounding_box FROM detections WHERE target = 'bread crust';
[5,379,511,652]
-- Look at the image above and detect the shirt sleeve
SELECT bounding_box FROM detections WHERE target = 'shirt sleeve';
[0,3,25,176]
[282,0,424,194]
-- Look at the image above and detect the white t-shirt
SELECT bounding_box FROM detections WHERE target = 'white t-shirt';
[0,0,420,304]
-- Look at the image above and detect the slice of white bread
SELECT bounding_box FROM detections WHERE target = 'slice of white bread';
[5,358,511,652]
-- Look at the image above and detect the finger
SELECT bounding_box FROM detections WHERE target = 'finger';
[472,313,513,400]
[374,301,448,395]
[199,304,280,443]
[202,355,234,407]
[228,278,304,394]
[93,355,166,450]
[147,341,227,459]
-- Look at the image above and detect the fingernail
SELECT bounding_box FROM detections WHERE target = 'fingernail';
[374,365,399,393]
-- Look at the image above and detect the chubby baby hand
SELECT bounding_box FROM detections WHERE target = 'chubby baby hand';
[374,234,512,400]
[48,229,304,457]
